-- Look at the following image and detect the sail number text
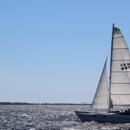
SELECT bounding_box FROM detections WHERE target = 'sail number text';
[120,63,130,70]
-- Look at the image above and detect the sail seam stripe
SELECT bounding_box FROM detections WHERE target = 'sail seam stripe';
[114,104,130,106]
[112,48,128,49]
[112,71,130,72]
[113,36,123,39]
[111,83,130,84]
[111,94,130,95]
[112,59,130,61]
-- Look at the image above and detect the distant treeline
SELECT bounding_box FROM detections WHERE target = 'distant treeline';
[0,102,36,105]
[0,102,89,105]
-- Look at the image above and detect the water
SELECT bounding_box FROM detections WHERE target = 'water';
[0,105,130,130]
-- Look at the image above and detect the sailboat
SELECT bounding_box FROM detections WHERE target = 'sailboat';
[75,24,130,123]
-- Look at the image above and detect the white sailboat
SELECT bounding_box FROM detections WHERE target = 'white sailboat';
[75,24,130,123]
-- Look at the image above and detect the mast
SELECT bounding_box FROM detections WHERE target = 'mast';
[108,23,114,113]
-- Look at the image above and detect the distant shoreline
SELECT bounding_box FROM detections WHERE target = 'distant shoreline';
[0,102,90,105]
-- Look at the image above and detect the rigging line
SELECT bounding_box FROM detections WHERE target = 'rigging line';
[86,39,110,104]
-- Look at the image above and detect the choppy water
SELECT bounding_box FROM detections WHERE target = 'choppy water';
[0,105,130,130]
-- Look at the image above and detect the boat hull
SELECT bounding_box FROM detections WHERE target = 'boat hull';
[75,111,130,123]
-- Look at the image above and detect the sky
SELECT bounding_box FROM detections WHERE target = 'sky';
[0,0,130,103]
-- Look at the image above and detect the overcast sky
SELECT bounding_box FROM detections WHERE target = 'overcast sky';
[0,0,130,103]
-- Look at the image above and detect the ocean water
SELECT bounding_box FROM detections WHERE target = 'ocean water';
[0,105,130,130]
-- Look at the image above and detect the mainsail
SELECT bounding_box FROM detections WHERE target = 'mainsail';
[110,27,130,106]
[91,58,109,109]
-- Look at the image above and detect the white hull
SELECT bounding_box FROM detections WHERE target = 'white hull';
[75,111,130,123]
